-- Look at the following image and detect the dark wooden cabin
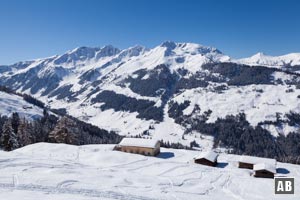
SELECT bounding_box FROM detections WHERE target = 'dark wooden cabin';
[194,151,218,167]
[238,162,254,169]
[238,155,276,170]
[115,138,160,156]
[253,163,276,178]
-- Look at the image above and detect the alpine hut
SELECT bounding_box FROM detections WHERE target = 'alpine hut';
[238,155,276,169]
[194,151,218,167]
[116,138,160,156]
[253,163,276,178]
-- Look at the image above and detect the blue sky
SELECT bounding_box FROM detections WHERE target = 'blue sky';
[0,0,299,64]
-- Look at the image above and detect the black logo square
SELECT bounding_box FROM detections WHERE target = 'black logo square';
[275,177,294,194]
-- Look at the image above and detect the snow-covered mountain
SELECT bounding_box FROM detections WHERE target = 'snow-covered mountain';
[0,143,299,200]
[1,41,300,151]
[0,91,44,120]
[236,52,300,68]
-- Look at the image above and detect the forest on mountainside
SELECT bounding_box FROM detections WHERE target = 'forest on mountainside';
[169,101,300,164]
[0,110,123,151]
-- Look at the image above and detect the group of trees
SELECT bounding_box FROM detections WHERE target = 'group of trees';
[0,85,124,151]
[198,113,300,164]
[169,102,300,164]
[0,113,42,151]
[0,110,123,151]
[202,63,276,86]
[92,90,164,121]
[160,140,193,150]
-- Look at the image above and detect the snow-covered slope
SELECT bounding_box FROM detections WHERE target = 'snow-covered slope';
[0,91,44,120]
[0,143,298,200]
[1,41,300,143]
[236,52,300,68]
[0,41,228,145]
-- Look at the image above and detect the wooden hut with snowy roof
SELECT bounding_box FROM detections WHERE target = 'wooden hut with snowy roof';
[253,163,276,178]
[238,155,276,169]
[194,151,218,167]
[116,138,160,156]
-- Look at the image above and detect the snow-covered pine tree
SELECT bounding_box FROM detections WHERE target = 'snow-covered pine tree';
[0,120,19,151]
[11,112,20,135]
[48,117,79,144]
[17,118,33,147]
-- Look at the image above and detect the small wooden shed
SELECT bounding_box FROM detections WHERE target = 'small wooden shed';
[238,155,276,169]
[116,138,160,156]
[253,163,276,178]
[194,151,218,167]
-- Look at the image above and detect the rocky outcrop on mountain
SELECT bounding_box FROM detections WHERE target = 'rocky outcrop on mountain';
[1,42,300,162]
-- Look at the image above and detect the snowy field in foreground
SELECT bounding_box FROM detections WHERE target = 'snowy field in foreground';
[0,143,299,200]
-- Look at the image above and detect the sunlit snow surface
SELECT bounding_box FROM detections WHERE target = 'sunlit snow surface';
[236,52,300,68]
[0,143,299,200]
[0,91,43,120]
[2,42,300,144]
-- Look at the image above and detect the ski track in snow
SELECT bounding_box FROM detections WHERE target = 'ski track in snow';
[0,143,300,200]
[0,183,157,200]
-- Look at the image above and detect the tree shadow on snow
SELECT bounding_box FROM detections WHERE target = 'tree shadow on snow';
[157,152,175,159]
[276,168,290,174]
[216,162,228,168]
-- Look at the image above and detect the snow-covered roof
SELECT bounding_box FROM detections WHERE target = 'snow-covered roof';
[253,163,276,174]
[119,138,159,148]
[194,151,218,163]
[239,155,276,165]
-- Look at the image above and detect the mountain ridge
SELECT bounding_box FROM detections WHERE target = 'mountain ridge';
[1,41,300,161]
[2,41,300,69]
[236,52,300,67]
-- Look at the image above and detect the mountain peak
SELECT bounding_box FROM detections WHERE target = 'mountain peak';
[160,41,177,49]
[237,52,300,67]
[95,45,120,59]
[252,52,267,58]
[118,45,147,58]
[158,41,224,58]
[69,46,100,53]
[100,45,120,51]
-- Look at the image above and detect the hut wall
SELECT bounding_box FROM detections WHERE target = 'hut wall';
[194,158,216,167]
[254,170,274,178]
[120,146,159,156]
[238,162,254,169]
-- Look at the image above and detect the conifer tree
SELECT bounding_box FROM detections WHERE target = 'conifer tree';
[1,120,19,151]
[17,118,33,147]
[48,117,78,144]
[11,112,20,135]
